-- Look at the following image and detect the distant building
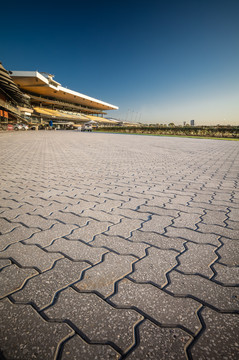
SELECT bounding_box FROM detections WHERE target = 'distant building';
[190,120,195,126]
[183,121,186,126]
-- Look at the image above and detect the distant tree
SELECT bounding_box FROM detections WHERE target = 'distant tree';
[168,123,175,127]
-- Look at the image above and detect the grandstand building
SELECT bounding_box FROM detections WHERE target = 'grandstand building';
[0,61,119,128]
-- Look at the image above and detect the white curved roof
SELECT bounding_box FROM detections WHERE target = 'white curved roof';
[10,71,118,111]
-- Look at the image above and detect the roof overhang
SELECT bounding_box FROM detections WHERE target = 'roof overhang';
[9,71,118,111]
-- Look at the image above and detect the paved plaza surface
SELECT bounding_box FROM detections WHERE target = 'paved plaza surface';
[0,131,238,359]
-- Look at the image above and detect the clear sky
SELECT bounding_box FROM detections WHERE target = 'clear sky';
[1,0,239,125]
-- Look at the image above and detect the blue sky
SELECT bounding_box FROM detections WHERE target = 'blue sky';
[1,0,239,125]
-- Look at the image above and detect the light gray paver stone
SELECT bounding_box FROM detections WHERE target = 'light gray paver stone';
[0,298,73,360]
[0,264,37,298]
[128,230,186,251]
[191,308,239,360]
[167,271,239,311]
[111,279,201,333]
[213,263,239,285]
[140,215,174,234]
[0,242,63,271]
[47,211,88,226]
[104,218,142,238]
[81,208,122,223]
[172,212,202,230]
[165,226,220,246]
[110,207,150,220]
[75,252,136,297]
[46,238,107,264]
[129,247,178,287]
[177,243,217,277]
[0,204,36,220]
[0,226,40,251]
[128,320,191,360]
[0,258,11,269]
[11,214,56,230]
[0,218,19,234]
[45,287,143,353]
[67,220,112,242]
[197,222,239,240]
[138,204,179,218]
[62,335,120,359]
[12,258,90,309]
[23,223,77,247]
[217,237,239,266]
[91,234,149,258]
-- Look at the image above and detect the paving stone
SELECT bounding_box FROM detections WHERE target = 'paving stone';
[128,320,191,359]
[81,209,122,223]
[227,207,239,222]
[0,199,22,209]
[140,215,173,234]
[30,202,67,217]
[111,279,201,333]
[61,335,120,359]
[119,198,148,210]
[146,196,173,207]
[62,201,97,214]
[0,298,73,360]
[47,211,89,226]
[93,199,123,212]
[0,226,40,251]
[0,242,63,271]
[104,218,142,238]
[165,226,220,246]
[75,252,136,297]
[226,219,239,230]
[110,207,150,221]
[67,220,112,242]
[138,205,179,218]
[45,287,143,354]
[0,264,37,298]
[128,230,186,251]
[12,258,90,310]
[129,247,178,287]
[23,223,78,247]
[213,263,239,285]
[217,238,239,266]
[191,308,239,360]
[91,234,149,257]
[201,210,228,226]
[172,212,202,230]
[0,218,19,234]
[46,238,107,264]
[167,271,239,311]
[11,214,57,230]
[177,243,217,277]
[0,204,37,220]
[197,222,239,240]
[0,258,11,270]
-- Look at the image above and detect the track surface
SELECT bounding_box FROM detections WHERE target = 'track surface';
[0,131,238,359]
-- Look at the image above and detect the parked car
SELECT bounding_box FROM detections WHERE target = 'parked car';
[82,124,93,132]
[21,124,29,130]
[14,124,23,130]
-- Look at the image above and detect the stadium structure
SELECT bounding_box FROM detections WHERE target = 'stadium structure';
[0,61,119,129]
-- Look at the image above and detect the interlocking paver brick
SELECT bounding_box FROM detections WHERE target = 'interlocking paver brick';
[110,207,150,221]
[45,287,143,354]
[140,215,173,234]
[103,218,142,238]
[11,214,56,230]
[138,205,179,218]
[0,204,36,220]
[12,258,90,309]
[0,264,37,298]
[46,238,107,264]
[217,237,239,266]
[61,335,120,359]
[197,222,239,240]
[75,252,136,297]
[0,218,19,234]
[201,210,227,226]
[129,247,178,286]
[128,230,186,251]
[62,201,97,214]
[213,263,239,285]
[119,198,148,210]
[127,320,191,359]
[172,212,202,230]
[111,279,201,333]
[0,242,63,271]
[81,208,122,223]
[165,226,220,246]
[0,258,11,269]
[47,211,88,226]
[93,199,123,212]
[23,223,78,247]
[177,243,217,277]
[67,219,112,242]
[0,298,73,360]
[0,226,39,251]
[191,308,239,359]
[167,271,239,311]
[91,234,149,257]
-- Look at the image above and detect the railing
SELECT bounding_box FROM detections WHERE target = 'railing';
[0,98,21,115]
